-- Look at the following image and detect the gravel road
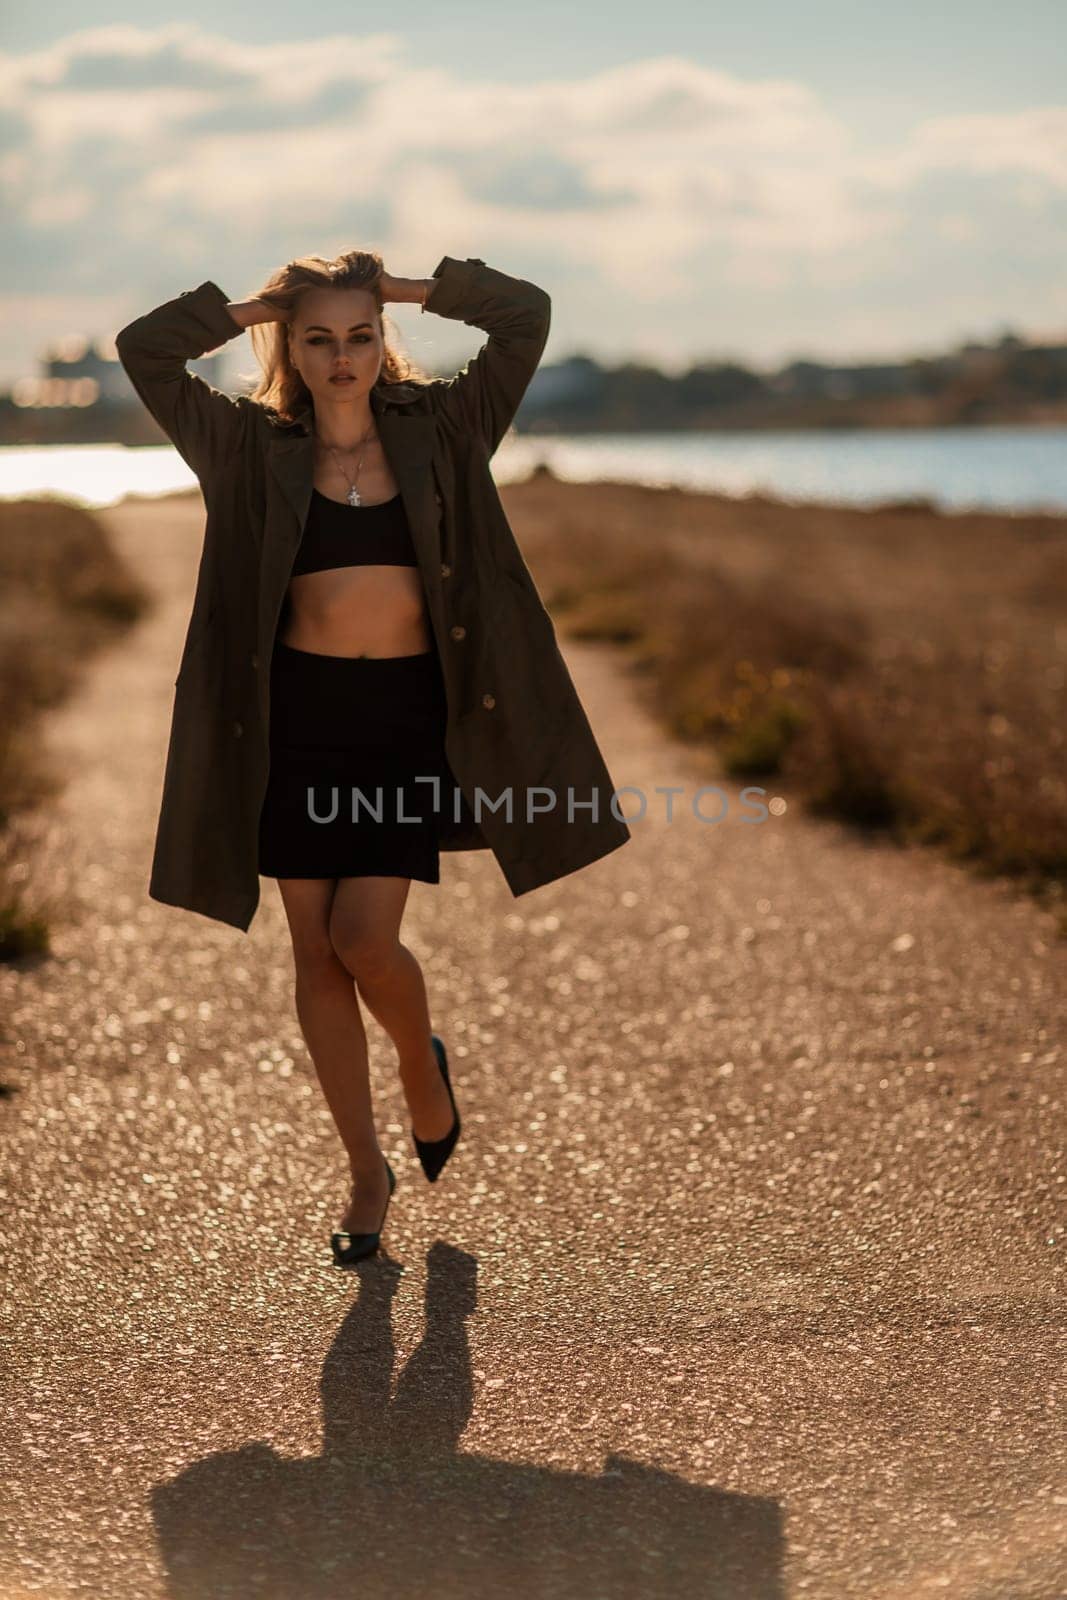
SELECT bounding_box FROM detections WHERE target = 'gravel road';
[1,488,1064,1599]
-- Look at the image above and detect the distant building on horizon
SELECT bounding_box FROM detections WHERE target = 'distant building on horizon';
[6,333,223,410]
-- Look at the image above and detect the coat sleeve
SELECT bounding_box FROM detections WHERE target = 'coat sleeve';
[114,280,250,480]
[423,256,551,458]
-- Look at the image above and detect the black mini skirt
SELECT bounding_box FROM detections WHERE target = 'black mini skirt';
[257,640,450,884]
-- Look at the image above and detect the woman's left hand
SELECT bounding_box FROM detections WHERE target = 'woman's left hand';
[376,269,402,304]
[376,270,433,309]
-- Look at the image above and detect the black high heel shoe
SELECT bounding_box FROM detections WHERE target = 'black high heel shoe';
[412,1034,461,1183]
[331,1157,396,1265]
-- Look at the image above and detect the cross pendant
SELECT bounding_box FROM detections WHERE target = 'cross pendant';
[346,486,361,506]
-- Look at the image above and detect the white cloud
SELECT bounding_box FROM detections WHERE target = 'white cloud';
[2,25,1066,371]
[886,106,1067,189]
[2,30,882,269]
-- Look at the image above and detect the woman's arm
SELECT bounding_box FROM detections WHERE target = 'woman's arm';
[114,281,277,480]
[224,298,287,330]
[382,257,551,458]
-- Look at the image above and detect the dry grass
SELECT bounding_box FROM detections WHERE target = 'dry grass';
[0,495,151,959]
[500,468,1067,930]
[3,471,1064,953]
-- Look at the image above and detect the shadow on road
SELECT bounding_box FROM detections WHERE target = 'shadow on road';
[151,1241,785,1598]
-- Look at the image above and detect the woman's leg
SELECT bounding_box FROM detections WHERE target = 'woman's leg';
[276,875,390,1235]
[328,875,456,1144]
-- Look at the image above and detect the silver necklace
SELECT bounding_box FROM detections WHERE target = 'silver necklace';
[318,426,378,506]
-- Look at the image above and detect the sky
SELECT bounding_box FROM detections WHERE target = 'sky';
[2,1,1066,388]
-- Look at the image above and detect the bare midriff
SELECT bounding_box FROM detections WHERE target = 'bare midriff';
[276,473,434,660]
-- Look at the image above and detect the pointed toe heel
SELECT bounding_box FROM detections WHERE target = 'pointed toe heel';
[331,1158,396,1266]
[412,1033,461,1184]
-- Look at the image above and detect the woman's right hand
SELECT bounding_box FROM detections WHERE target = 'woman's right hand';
[225,297,291,329]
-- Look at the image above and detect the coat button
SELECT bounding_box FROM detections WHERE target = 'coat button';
[449,624,466,641]
[233,719,243,738]
[250,651,259,670]
[440,563,451,579]
[434,491,443,507]
[482,693,495,709]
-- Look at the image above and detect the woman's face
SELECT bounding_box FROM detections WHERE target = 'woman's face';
[288,286,383,403]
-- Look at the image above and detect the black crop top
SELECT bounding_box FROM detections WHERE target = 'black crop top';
[290,488,419,577]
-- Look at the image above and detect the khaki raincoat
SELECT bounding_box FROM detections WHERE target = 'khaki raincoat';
[115,255,631,932]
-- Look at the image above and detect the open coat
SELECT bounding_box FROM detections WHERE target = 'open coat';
[114,255,631,931]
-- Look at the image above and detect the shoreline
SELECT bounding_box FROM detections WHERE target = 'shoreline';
[7,406,1067,451]
[101,471,1067,525]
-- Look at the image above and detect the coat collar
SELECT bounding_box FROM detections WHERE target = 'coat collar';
[263,381,436,556]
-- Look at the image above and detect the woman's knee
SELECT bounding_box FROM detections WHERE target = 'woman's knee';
[328,915,403,984]
[327,877,410,982]
[293,933,350,985]
[277,879,347,981]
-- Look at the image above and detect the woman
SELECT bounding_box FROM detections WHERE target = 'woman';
[115,250,631,1269]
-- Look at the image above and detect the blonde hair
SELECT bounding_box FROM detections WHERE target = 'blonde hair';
[239,249,432,422]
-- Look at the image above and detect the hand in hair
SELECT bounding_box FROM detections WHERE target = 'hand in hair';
[225,297,292,330]
[375,270,433,310]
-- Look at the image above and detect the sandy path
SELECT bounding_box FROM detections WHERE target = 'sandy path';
[1,488,1064,1599]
